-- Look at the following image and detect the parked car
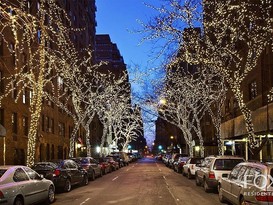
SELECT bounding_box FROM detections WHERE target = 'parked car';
[77,157,103,180]
[182,157,204,178]
[32,159,88,192]
[195,155,244,192]
[173,156,190,173]
[115,152,130,166]
[104,156,120,171]
[94,157,112,174]
[0,165,55,205]
[107,155,123,168]
[163,154,172,165]
[169,153,186,169]
[218,161,273,205]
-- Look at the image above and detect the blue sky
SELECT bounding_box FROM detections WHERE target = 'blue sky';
[96,0,163,146]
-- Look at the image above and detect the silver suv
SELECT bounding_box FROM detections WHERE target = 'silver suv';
[219,161,273,205]
[195,155,244,192]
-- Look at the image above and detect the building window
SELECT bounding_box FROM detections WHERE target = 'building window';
[22,53,28,73]
[249,81,258,100]
[11,81,17,99]
[22,116,28,136]
[0,108,4,126]
[0,36,3,56]
[0,71,3,93]
[57,76,64,92]
[50,118,54,134]
[9,42,15,65]
[37,0,40,10]
[37,30,41,44]
[51,144,54,159]
[23,89,26,104]
[45,116,49,132]
[58,122,65,137]
[12,112,18,134]
[29,90,32,104]
[42,114,45,131]
[27,0,32,13]
[48,118,54,133]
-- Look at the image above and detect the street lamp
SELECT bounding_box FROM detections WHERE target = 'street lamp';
[159,99,167,105]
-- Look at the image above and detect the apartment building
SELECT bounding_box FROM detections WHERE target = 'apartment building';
[0,0,97,165]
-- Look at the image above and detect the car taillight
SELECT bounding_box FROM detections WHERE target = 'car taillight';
[53,169,60,177]
[256,192,273,202]
[0,191,4,199]
[208,171,215,179]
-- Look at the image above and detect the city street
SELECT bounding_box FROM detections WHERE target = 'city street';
[53,157,225,205]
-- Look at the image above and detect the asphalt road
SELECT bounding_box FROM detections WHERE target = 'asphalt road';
[53,157,227,205]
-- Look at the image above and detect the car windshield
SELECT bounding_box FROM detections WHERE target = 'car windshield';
[191,158,204,164]
[32,163,57,170]
[0,169,7,178]
[94,158,104,163]
[80,158,97,164]
[213,159,244,170]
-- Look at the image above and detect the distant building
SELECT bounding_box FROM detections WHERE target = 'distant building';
[95,34,128,79]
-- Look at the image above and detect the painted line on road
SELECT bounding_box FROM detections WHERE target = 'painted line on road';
[156,163,162,172]
[162,176,180,205]
[80,198,90,205]
[112,176,119,181]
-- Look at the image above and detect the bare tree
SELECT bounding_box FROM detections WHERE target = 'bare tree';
[0,1,78,166]
[140,0,273,154]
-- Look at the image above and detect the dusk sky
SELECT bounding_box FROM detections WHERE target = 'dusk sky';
[96,1,164,146]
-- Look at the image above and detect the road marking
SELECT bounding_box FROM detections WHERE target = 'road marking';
[162,176,180,204]
[80,198,90,205]
[126,168,130,171]
[112,176,119,181]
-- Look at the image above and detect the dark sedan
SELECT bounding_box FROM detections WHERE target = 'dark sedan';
[94,157,112,175]
[104,156,120,171]
[32,159,88,192]
[77,157,103,180]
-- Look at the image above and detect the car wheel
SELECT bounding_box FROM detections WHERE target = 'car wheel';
[64,179,72,192]
[187,170,192,179]
[177,167,181,173]
[218,185,226,203]
[14,196,23,205]
[82,175,89,186]
[204,179,210,193]
[195,175,201,186]
[240,196,247,205]
[100,170,103,177]
[47,185,55,204]
[90,171,95,181]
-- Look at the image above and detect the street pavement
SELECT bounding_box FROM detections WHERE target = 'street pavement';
[53,156,227,205]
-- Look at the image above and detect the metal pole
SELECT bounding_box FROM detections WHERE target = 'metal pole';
[3,137,5,165]
[260,136,263,162]
[245,138,248,161]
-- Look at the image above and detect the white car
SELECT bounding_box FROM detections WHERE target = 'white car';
[182,157,204,179]
[0,165,55,205]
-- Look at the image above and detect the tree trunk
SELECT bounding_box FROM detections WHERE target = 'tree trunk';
[69,121,80,158]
